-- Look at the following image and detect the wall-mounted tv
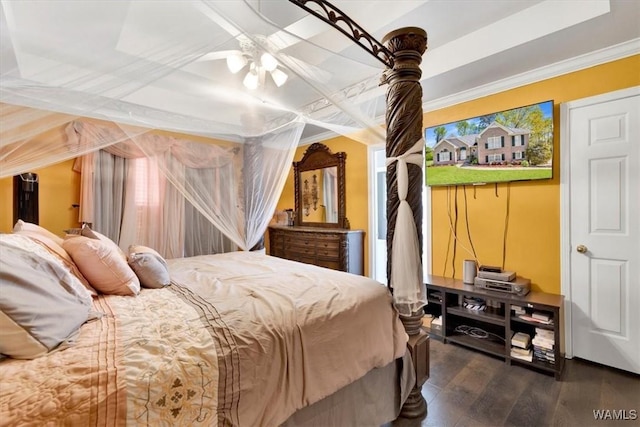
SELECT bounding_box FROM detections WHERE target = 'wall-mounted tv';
[425,100,554,187]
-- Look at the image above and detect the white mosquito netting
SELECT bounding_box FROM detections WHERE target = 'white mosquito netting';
[0,0,388,254]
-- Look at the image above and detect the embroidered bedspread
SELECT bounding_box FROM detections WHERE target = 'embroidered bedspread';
[0,252,408,426]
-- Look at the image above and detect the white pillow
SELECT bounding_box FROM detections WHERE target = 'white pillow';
[0,234,93,305]
[12,222,94,293]
[0,241,92,359]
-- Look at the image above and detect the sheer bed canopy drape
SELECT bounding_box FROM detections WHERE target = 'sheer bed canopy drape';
[1,0,389,255]
[1,1,426,320]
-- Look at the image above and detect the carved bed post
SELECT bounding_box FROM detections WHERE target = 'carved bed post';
[382,27,429,420]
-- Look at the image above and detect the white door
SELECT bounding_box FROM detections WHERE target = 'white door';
[564,87,639,374]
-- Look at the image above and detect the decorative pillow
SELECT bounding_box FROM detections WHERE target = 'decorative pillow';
[128,244,168,267]
[0,242,93,359]
[81,226,127,261]
[128,252,171,289]
[0,234,94,304]
[11,224,95,294]
[63,236,140,296]
[13,219,63,246]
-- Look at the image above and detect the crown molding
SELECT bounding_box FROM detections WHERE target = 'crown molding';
[422,38,640,113]
[299,38,639,146]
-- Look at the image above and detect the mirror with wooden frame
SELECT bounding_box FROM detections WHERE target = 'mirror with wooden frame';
[294,143,349,229]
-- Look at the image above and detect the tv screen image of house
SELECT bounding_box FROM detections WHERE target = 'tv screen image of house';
[425,100,554,187]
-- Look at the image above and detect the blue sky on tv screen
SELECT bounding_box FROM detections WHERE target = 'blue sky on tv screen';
[424,100,553,148]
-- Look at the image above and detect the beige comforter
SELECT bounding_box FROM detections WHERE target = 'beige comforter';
[0,252,408,426]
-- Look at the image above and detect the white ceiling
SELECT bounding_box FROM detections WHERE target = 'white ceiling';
[1,0,638,143]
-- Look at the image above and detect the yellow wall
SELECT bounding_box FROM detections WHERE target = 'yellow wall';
[276,137,370,273]
[0,159,81,237]
[427,55,640,293]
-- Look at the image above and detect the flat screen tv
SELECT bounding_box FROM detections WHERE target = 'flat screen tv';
[425,100,554,187]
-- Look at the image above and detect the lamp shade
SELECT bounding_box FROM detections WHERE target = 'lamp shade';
[227,53,247,74]
[243,70,259,90]
[260,53,278,72]
[270,68,288,87]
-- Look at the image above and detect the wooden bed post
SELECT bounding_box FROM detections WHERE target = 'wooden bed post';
[382,27,429,420]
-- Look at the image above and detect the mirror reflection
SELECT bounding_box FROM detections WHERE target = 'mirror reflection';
[300,167,338,223]
[294,142,348,229]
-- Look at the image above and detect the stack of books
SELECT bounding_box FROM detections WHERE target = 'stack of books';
[532,327,555,364]
[511,304,526,316]
[510,331,532,362]
[517,311,554,325]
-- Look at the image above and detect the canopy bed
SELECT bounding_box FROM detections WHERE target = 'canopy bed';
[0,0,429,424]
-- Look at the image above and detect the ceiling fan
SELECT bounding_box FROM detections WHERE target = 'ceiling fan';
[204,35,289,89]
[193,3,331,90]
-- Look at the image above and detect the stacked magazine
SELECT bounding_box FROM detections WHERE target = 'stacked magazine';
[532,328,555,364]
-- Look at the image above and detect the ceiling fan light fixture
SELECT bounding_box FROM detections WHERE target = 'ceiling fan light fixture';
[260,52,278,72]
[227,53,247,74]
[270,68,288,87]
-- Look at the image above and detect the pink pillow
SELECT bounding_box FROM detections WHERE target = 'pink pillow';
[81,226,126,261]
[63,236,140,296]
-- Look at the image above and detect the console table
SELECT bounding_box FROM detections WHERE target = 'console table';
[424,275,565,379]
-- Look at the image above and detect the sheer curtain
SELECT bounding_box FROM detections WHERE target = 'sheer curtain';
[69,119,301,257]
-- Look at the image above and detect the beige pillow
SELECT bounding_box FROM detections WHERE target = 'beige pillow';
[12,222,95,294]
[63,236,140,296]
[13,219,63,246]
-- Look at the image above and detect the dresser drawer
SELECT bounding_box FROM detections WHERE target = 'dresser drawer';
[285,243,316,257]
[268,226,364,275]
[315,237,341,251]
[316,247,339,260]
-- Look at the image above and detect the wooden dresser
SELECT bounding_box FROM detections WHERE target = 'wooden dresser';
[268,225,365,275]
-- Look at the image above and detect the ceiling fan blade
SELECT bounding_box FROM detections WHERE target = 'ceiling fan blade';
[196,50,242,62]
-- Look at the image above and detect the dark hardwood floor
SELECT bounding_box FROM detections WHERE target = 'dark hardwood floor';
[393,339,640,427]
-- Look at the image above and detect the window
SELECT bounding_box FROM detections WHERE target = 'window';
[512,135,524,146]
[487,136,502,149]
[487,153,503,163]
[438,150,451,162]
[513,151,525,160]
[133,157,160,207]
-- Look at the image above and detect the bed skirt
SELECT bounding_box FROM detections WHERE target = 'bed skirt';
[281,350,414,426]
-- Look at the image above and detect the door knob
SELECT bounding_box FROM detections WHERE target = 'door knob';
[576,244,588,254]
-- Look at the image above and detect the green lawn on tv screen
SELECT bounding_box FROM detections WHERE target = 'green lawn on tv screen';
[426,165,552,186]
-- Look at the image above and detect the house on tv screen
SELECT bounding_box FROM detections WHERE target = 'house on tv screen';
[433,122,531,166]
